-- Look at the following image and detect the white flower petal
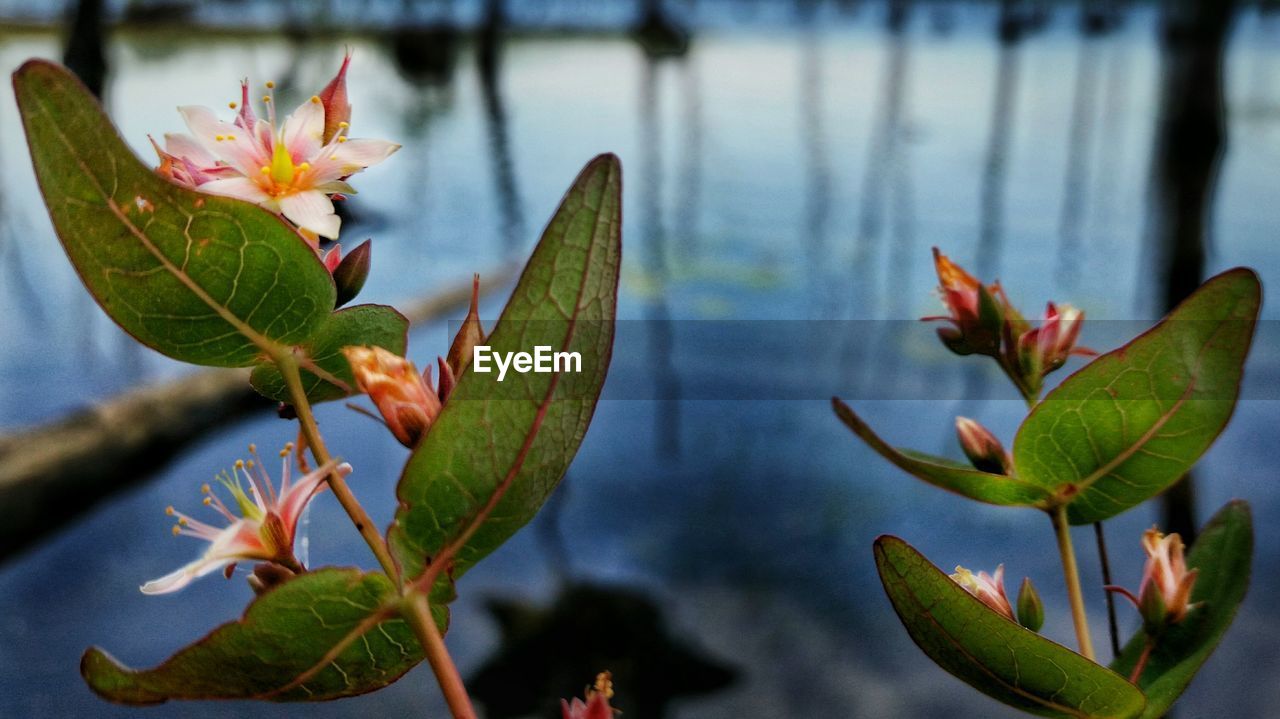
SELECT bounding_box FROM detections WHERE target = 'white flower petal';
[330,138,400,169]
[177,105,268,176]
[279,191,340,239]
[199,176,272,204]
[163,133,216,167]
[140,556,233,595]
[283,98,325,160]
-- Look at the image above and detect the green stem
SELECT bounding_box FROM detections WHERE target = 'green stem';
[1051,505,1096,660]
[276,352,400,582]
[404,592,477,719]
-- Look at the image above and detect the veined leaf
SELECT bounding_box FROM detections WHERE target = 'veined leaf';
[389,154,621,587]
[250,304,409,403]
[833,398,1051,507]
[81,569,443,703]
[874,536,1145,719]
[13,60,334,367]
[1012,269,1260,524]
[1111,500,1252,718]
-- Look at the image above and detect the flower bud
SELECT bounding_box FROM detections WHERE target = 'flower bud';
[951,565,1014,621]
[343,345,442,447]
[317,51,353,145]
[332,239,372,308]
[1018,303,1094,378]
[924,248,1006,356]
[955,416,1011,475]
[1016,577,1044,632]
[1138,579,1168,636]
[446,274,485,378]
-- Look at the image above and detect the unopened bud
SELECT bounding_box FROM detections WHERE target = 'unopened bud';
[333,239,372,308]
[955,417,1010,475]
[247,562,296,596]
[317,52,352,144]
[1016,577,1044,632]
[446,274,485,378]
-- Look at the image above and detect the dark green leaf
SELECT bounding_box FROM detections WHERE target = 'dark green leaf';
[1111,500,1252,718]
[875,536,1145,719]
[81,569,443,703]
[833,398,1052,507]
[13,60,334,367]
[250,304,409,403]
[389,154,621,587]
[1011,269,1260,524]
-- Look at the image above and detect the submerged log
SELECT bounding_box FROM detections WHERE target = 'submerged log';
[0,267,515,560]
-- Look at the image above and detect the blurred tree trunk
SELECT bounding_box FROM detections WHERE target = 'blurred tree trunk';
[63,0,108,98]
[1149,0,1236,542]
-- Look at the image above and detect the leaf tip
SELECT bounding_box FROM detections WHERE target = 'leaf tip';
[81,646,163,706]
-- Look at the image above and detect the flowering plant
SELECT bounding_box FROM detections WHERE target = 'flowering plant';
[839,251,1259,718]
[14,58,621,716]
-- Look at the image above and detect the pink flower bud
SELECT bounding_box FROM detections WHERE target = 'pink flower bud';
[343,346,442,448]
[317,52,353,145]
[1018,302,1094,376]
[924,248,1006,356]
[951,564,1015,621]
[1139,527,1198,625]
[955,416,1011,475]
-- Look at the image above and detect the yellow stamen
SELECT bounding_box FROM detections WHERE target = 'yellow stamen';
[178,517,189,526]
[263,95,272,103]
[310,95,321,104]
[227,134,236,141]
[246,460,255,469]
[330,155,338,160]
[172,525,182,536]
[248,443,257,453]
[337,136,348,143]
[279,449,289,457]
[338,121,349,129]
[203,497,212,506]
[165,506,175,516]
[229,101,238,109]
[298,162,311,171]
[265,81,275,89]
[261,166,271,175]
[215,135,225,142]
[201,483,211,494]
[235,459,245,469]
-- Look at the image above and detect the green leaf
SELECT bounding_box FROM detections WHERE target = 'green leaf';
[1011,269,1260,524]
[81,569,444,703]
[389,154,621,587]
[1111,500,1253,718]
[833,398,1052,507]
[13,59,334,367]
[250,304,409,403]
[874,536,1145,719]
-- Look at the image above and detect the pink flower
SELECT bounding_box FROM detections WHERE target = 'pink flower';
[1107,527,1199,631]
[561,672,615,719]
[152,55,398,242]
[141,444,349,595]
[342,346,443,448]
[1017,302,1095,376]
[951,564,1015,621]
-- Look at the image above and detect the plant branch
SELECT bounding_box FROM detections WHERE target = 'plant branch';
[276,352,400,582]
[404,592,476,719]
[1094,521,1121,658]
[1051,505,1096,660]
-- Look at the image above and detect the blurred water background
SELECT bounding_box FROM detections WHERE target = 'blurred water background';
[1,0,1278,717]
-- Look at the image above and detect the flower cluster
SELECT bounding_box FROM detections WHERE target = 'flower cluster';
[926,248,1093,401]
[151,53,398,244]
[143,444,347,595]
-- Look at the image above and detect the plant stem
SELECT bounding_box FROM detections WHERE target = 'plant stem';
[1094,521,1121,658]
[1051,505,1096,660]
[276,353,400,582]
[404,592,477,719]
[1129,636,1156,684]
